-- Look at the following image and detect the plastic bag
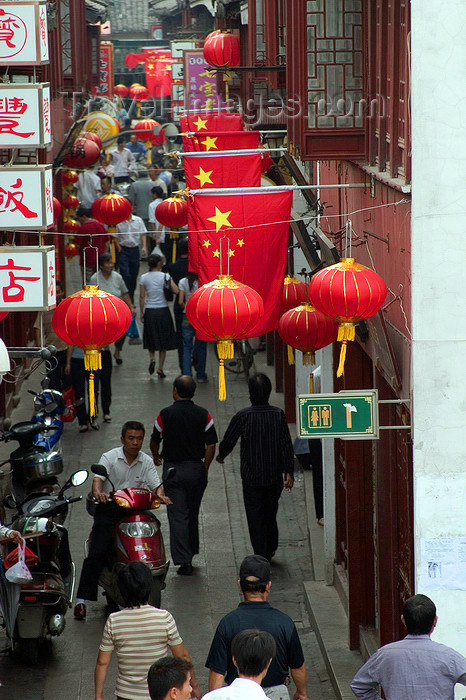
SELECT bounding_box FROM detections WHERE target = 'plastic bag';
[60,384,76,423]
[127,317,142,345]
[3,543,38,570]
[5,541,33,584]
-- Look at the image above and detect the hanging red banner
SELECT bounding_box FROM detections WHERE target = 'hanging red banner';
[184,152,262,190]
[179,112,243,133]
[182,130,259,152]
[99,42,113,97]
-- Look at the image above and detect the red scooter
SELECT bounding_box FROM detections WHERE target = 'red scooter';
[85,463,173,608]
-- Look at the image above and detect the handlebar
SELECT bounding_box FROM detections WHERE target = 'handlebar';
[67,496,83,504]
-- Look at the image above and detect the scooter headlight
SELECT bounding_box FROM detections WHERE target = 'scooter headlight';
[119,521,159,537]
[113,496,131,508]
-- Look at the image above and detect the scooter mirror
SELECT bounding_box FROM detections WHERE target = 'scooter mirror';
[3,494,16,509]
[91,463,108,478]
[164,467,176,481]
[71,470,89,487]
[45,402,58,414]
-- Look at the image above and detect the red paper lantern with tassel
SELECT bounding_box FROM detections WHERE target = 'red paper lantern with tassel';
[114,84,129,98]
[308,258,387,377]
[80,131,103,150]
[63,218,80,235]
[280,274,308,315]
[62,195,79,212]
[133,119,163,163]
[154,197,188,263]
[92,194,133,262]
[186,276,263,400]
[64,138,101,169]
[52,286,131,417]
[129,85,150,117]
[62,170,78,190]
[278,303,338,380]
[203,30,240,68]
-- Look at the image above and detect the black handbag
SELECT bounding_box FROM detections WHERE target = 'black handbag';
[163,274,173,302]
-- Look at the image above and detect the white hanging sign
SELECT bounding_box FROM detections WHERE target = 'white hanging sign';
[0,83,51,147]
[0,246,56,311]
[0,1,49,65]
[0,165,53,229]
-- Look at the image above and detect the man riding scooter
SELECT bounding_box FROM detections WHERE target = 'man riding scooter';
[74,421,170,620]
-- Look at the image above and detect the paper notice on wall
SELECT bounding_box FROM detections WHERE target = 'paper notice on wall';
[420,538,466,590]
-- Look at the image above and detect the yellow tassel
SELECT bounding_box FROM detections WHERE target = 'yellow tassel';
[172,239,176,263]
[302,351,315,365]
[337,340,347,377]
[337,323,355,342]
[84,350,102,372]
[287,345,295,365]
[309,373,314,393]
[111,239,116,263]
[89,372,97,418]
[146,142,152,165]
[218,359,226,401]
[217,340,234,359]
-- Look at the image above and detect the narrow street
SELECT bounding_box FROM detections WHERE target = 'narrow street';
[0,301,335,699]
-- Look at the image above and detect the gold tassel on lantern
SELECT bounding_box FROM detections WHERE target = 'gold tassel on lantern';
[309,372,314,394]
[302,351,316,366]
[88,372,97,418]
[218,359,226,401]
[170,230,179,263]
[287,345,295,365]
[217,340,234,360]
[337,322,355,342]
[337,340,348,377]
[111,239,116,263]
[84,350,102,419]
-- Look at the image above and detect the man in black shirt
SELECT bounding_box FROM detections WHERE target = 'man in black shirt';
[217,373,294,562]
[150,376,218,575]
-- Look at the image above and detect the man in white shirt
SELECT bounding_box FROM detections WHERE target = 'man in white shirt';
[74,421,168,619]
[110,136,136,184]
[115,212,148,301]
[203,629,276,700]
[75,170,101,207]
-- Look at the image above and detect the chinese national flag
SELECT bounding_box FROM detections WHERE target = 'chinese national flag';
[182,130,259,153]
[184,152,262,190]
[144,49,172,97]
[188,189,293,336]
[179,112,243,133]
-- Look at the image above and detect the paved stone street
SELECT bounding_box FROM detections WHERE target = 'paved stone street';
[0,275,335,699]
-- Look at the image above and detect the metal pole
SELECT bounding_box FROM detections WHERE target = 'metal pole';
[187,184,367,195]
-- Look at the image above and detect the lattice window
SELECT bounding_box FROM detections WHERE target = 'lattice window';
[60,0,72,75]
[306,0,363,130]
[256,0,265,62]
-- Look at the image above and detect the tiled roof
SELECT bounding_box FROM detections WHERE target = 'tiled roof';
[109,0,150,34]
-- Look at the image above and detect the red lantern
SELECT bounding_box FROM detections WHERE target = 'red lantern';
[52,286,131,415]
[64,138,101,169]
[63,218,80,235]
[114,84,129,98]
[62,195,79,212]
[80,131,103,150]
[279,304,338,380]
[64,243,79,261]
[280,274,308,315]
[91,194,132,234]
[62,170,78,190]
[133,119,164,162]
[203,30,240,68]
[0,311,9,321]
[53,197,62,220]
[186,276,263,400]
[130,85,150,117]
[309,258,387,376]
[155,197,188,263]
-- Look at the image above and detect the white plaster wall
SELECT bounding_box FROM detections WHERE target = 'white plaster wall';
[411,0,466,676]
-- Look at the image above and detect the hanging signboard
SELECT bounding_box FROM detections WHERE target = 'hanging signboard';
[0,246,56,310]
[183,49,225,110]
[297,390,379,440]
[0,82,51,147]
[0,165,53,229]
[99,42,113,97]
[0,1,49,65]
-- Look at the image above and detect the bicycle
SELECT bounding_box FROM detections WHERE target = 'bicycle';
[215,339,255,380]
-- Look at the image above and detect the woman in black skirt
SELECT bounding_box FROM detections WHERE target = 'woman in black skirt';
[139,254,178,377]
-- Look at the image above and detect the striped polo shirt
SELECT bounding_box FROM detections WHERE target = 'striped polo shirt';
[99,604,182,699]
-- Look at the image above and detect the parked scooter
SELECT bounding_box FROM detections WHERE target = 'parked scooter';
[29,386,67,452]
[3,469,88,663]
[0,420,64,503]
[85,463,173,609]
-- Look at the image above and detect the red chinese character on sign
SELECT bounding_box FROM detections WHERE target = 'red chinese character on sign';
[39,7,46,44]
[0,12,21,49]
[0,97,34,138]
[48,262,55,299]
[0,178,38,218]
[43,95,50,135]
[45,181,52,214]
[0,258,40,303]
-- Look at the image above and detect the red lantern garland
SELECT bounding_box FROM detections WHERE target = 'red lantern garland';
[279,303,338,387]
[186,276,263,400]
[155,197,188,263]
[64,243,79,262]
[62,169,78,191]
[203,30,240,68]
[308,258,387,377]
[63,218,80,235]
[62,195,79,214]
[52,286,131,416]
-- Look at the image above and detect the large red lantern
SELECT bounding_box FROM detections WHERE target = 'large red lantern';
[280,274,308,315]
[64,138,101,169]
[279,304,338,384]
[203,30,240,68]
[186,276,263,400]
[91,194,132,234]
[133,119,164,163]
[155,197,188,263]
[114,84,129,98]
[129,85,150,117]
[309,258,387,376]
[52,286,131,415]
[53,197,62,221]
[80,131,103,150]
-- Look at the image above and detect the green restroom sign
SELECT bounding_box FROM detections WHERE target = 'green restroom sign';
[297,390,379,440]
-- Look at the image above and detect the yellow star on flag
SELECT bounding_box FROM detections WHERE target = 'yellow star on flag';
[207,207,233,232]
[237,238,245,247]
[200,136,218,151]
[193,117,208,130]
[194,167,214,187]
[213,249,220,258]
[228,249,235,257]
[202,239,211,248]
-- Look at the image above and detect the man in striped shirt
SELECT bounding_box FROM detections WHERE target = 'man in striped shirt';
[216,373,294,562]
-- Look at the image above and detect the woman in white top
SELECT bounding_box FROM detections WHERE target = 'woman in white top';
[139,253,178,378]
[178,273,208,382]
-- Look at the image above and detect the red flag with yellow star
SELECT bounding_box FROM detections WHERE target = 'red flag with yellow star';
[182,130,260,153]
[179,112,243,133]
[188,188,293,335]
[184,152,262,190]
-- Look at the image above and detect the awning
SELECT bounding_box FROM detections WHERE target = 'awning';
[86,0,108,23]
